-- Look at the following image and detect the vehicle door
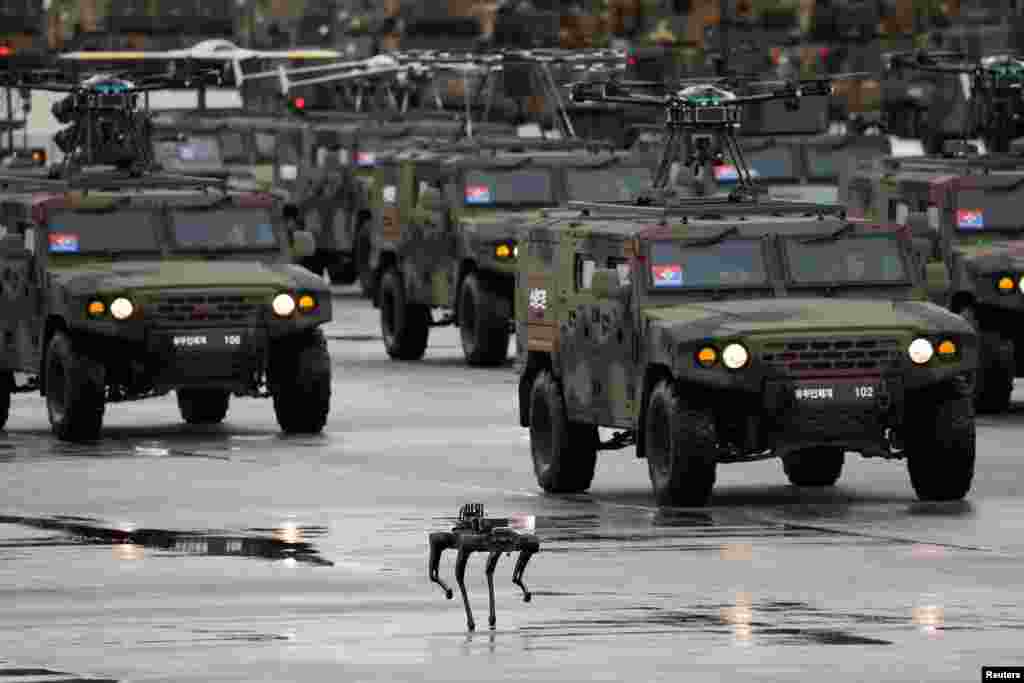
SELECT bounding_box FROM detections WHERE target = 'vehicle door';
[570,237,636,427]
[0,212,42,373]
[371,158,409,281]
[410,163,457,308]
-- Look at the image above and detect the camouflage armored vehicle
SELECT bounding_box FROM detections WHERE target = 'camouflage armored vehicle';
[0,172,331,441]
[846,154,1024,412]
[369,142,656,366]
[515,199,978,505]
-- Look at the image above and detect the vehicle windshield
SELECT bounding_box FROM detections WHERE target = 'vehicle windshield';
[169,208,278,251]
[462,169,555,207]
[783,234,910,285]
[954,188,1024,235]
[648,238,768,289]
[153,137,223,171]
[566,166,653,202]
[47,210,161,255]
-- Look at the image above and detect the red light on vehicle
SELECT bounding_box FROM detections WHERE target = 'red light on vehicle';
[818,47,830,59]
[0,46,12,57]
[292,97,306,110]
[627,56,637,66]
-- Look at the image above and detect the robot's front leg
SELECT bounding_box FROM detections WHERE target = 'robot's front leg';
[484,550,502,629]
[428,532,454,599]
[455,546,476,631]
[512,547,536,603]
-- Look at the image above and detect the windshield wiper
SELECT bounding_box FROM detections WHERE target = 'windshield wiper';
[688,225,740,247]
[800,223,855,244]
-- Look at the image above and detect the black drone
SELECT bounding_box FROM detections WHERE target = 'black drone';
[428,503,539,631]
[569,74,861,201]
[886,50,1024,154]
[0,64,221,178]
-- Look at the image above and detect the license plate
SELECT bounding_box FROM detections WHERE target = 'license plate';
[171,331,244,351]
[793,379,880,403]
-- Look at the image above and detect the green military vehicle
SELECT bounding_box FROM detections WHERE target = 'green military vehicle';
[514,199,979,505]
[368,143,656,366]
[0,172,332,442]
[846,154,1024,412]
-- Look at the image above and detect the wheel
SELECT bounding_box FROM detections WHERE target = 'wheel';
[44,331,105,443]
[176,389,230,425]
[379,268,430,361]
[270,330,331,434]
[458,272,509,366]
[0,370,12,431]
[644,379,717,507]
[327,259,357,286]
[528,369,597,493]
[355,220,374,298]
[905,395,975,501]
[782,448,845,487]
[961,306,1014,413]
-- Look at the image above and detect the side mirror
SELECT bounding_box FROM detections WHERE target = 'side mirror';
[591,268,626,300]
[292,230,316,260]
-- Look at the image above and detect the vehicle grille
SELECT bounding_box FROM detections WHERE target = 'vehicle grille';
[150,293,264,325]
[761,338,903,375]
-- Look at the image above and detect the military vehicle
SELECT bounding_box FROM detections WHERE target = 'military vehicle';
[514,199,979,506]
[0,171,332,442]
[368,142,657,366]
[846,153,1024,412]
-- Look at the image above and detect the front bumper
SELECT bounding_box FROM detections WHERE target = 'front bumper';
[146,326,269,392]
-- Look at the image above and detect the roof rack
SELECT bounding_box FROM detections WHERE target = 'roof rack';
[0,169,244,193]
[567,198,844,219]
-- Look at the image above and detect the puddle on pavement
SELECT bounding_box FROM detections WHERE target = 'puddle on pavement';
[0,515,333,566]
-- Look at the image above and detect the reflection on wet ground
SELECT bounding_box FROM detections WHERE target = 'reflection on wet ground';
[0,515,333,566]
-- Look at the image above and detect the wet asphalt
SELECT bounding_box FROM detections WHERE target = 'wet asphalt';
[2,287,1024,682]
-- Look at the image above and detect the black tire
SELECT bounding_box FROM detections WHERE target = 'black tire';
[0,370,12,431]
[355,221,374,298]
[961,306,1014,413]
[270,330,331,434]
[906,395,975,501]
[44,331,105,443]
[528,369,597,493]
[327,259,357,286]
[644,379,717,507]
[782,448,845,487]
[176,389,230,425]
[459,272,509,367]
[379,268,430,361]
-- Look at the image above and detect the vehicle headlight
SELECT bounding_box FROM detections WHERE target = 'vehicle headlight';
[908,337,934,364]
[110,297,134,320]
[1018,276,1024,294]
[937,339,957,358]
[696,346,718,368]
[87,300,105,317]
[495,243,513,259]
[298,294,316,312]
[722,343,749,369]
[997,275,1015,293]
[513,245,519,258]
[272,293,296,317]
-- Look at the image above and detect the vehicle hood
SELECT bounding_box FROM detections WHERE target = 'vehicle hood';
[953,240,1024,273]
[459,208,548,238]
[643,297,970,337]
[51,260,326,296]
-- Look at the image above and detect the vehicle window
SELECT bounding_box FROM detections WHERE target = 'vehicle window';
[254,133,276,162]
[219,131,247,162]
[608,257,631,286]
[169,208,277,251]
[576,255,596,290]
[744,147,796,180]
[955,188,1024,234]
[153,137,222,171]
[566,167,653,202]
[462,169,554,206]
[783,233,910,285]
[648,239,768,288]
[47,210,161,254]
